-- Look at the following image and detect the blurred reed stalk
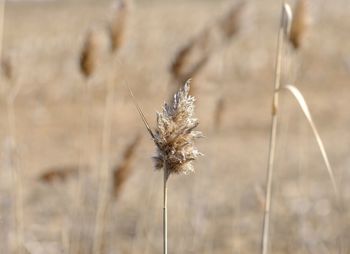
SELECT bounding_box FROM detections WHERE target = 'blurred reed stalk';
[129,81,203,254]
[261,3,292,254]
[0,0,5,93]
[170,1,245,92]
[5,64,24,254]
[0,1,25,252]
[93,1,129,249]
[69,27,100,254]
[92,66,115,254]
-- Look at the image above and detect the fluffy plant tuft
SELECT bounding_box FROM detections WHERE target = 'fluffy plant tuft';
[153,81,203,175]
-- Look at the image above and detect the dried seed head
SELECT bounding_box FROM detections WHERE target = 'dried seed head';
[218,1,245,39]
[170,1,245,87]
[112,134,141,198]
[289,0,310,49]
[109,0,129,53]
[153,81,203,175]
[80,29,99,78]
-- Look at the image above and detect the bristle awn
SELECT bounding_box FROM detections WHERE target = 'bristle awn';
[126,83,156,142]
[261,4,292,254]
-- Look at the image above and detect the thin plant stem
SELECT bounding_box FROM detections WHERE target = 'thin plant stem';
[163,169,169,254]
[261,3,290,254]
[69,77,93,254]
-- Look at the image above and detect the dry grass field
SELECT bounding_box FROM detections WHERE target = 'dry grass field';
[0,0,349,253]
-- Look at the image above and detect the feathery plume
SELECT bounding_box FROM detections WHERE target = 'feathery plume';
[129,80,203,254]
[153,80,203,175]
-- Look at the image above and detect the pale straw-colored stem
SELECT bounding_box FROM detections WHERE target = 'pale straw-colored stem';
[163,169,169,254]
[261,3,290,254]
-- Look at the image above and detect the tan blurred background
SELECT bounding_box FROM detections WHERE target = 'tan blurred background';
[0,0,349,253]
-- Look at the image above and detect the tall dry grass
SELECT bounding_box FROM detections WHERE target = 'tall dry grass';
[130,81,203,254]
[261,3,341,254]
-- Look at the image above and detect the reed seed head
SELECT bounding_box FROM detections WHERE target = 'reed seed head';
[289,0,310,49]
[112,134,141,198]
[79,29,99,78]
[153,80,203,175]
[218,1,245,39]
[109,0,128,53]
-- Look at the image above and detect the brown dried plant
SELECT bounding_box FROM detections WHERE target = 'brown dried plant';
[112,134,142,198]
[170,30,212,86]
[170,1,245,87]
[109,0,129,53]
[39,165,84,184]
[218,1,245,39]
[79,29,99,78]
[153,81,203,176]
[129,80,203,254]
[289,0,310,49]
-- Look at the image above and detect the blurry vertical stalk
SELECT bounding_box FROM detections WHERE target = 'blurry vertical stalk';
[0,0,5,94]
[0,1,24,253]
[7,96,23,254]
[68,79,93,254]
[92,56,117,254]
[92,2,129,252]
[70,29,99,254]
[261,3,291,254]
[0,0,5,54]
[6,78,24,254]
